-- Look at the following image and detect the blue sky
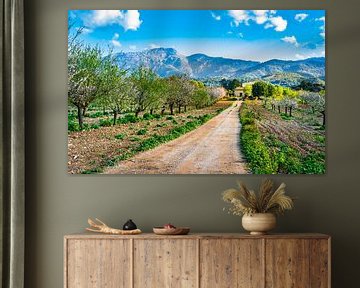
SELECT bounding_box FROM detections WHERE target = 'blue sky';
[69,10,325,62]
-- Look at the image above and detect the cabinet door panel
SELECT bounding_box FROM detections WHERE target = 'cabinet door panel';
[310,239,330,288]
[200,239,264,288]
[66,239,131,288]
[265,239,310,288]
[134,239,198,288]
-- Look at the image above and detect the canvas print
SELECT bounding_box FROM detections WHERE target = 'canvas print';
[68,10,325,174]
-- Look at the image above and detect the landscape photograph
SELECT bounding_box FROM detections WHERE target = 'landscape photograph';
[68,10,326,174]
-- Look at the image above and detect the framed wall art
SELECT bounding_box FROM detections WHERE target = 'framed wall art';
[67,10,325,175]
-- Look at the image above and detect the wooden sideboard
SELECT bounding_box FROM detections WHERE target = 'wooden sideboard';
[64,233,330,288]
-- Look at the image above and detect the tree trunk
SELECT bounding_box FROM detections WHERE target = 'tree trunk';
[289,107,292,117]
[278,106,281,113]
[178,105,181,114]
[77,106,83,130]
[161,106,166,115]
[285,107,288,115]
[113,110,118,125]
[184,105,187,112]
[82,107,87,117]
[321,111,325,126]
[135,109,140,117]
[170,104,174,115]
[150,109,153,115]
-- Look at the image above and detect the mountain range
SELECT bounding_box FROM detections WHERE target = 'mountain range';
[114,47,325,85]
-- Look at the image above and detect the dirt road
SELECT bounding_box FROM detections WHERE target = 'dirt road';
[105,101,249,174]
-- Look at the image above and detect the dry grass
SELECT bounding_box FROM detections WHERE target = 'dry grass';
[222,179,294,216]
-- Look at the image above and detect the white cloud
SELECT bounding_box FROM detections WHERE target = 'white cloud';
[84,10,142,31]
[228,10,287,32]
[110,33,121,47]
[129,45,137,50]
[111,40,121,47]
[122,10,142,31]
[264,23,273,29]
[149,43,160,49]
[238,32,244,38]
[295,13,308,22]
[210,11,221,21]
[281,36,299,47]
[253,10,270,24]
[268,16,287,32]
[316,16,326,38]
[87,10,121,26]
[295,50,325,60]
[228,10,251,26]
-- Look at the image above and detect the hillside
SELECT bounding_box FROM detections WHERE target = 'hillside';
[114,48,325,85]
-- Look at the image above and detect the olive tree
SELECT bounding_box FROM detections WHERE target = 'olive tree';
[68,45,103,129]
[130,67,159,117]
[300,91,326,125]
[97,56,132,125]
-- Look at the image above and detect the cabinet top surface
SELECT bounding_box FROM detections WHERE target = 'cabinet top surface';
[64,232,330,240]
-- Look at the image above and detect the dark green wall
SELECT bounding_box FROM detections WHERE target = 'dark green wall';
[25,0,360,287]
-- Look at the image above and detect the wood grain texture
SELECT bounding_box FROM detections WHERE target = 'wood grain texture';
[64,234,330,288]
[200,239,264,288]
[66,239,131,288]
[265,239,310,288]
[65,233,330,240]
[133,239,198,288]
[310,239,330,288]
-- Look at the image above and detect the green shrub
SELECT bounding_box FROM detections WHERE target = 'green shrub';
[314,135,325,143]
[143,113,154,120]
[166,116,174,120]
[90,123,100,130]
[280,113,292,120]
[117,114,139,124]
[129,136,141,142]
[68,120,80,132]
[240,123,276,174]
[115,133,125,140]
[88,111,105,118]
[301,152,325,174]
[136,129,147,135]
[99,118,112,127]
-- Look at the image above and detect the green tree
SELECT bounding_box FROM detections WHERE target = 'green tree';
[252,81,268,99]
[244,84,252,98]
[300,91,326,125]
[97,56,132,125]
[220,78,241,93]
[193,87,210,109]
[130,67,159,117]
[68,45,103,129]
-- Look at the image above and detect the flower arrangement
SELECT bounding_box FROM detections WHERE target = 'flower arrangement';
[222,179,294,216]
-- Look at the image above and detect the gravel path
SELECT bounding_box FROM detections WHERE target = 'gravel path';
[105,101,249,174]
